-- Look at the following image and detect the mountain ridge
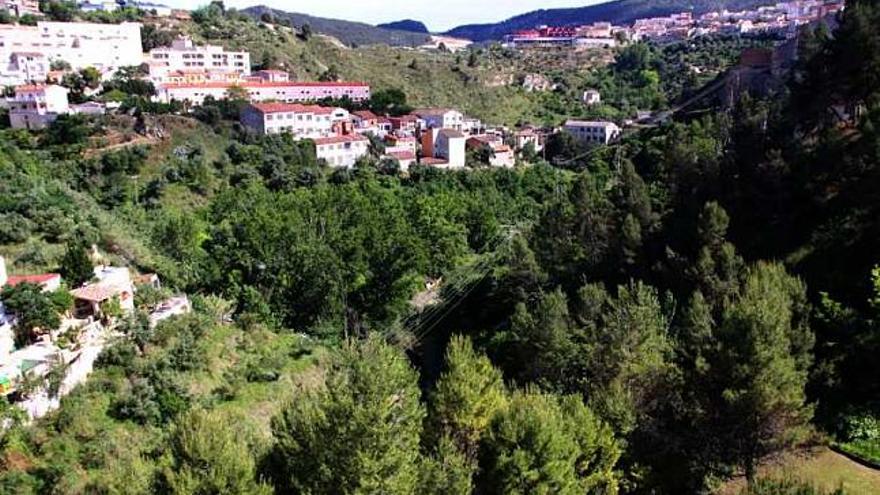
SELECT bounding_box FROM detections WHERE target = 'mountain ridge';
[242,5,431,47]
[377,19,430,34]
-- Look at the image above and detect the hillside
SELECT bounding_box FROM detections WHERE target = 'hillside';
[377,19,430,34]
[241,5,431,47]
[174,11,618,126]
[445,0,776,41]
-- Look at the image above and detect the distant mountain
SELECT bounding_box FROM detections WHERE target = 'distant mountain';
[445,0,776,42]
[378,19,430,34]
[242,6,431,47]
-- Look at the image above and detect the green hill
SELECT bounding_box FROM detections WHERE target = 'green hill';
[241,5,431,47]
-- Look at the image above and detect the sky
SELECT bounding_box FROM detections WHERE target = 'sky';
[167,0,606,32]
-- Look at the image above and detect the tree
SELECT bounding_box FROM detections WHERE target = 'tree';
[429,335,507,459]
[161,408,271,495]
[41,1,77,22]
[713,262,814,483]
[60,238,94,288]
[478,390,620,495]
[298,22,312,40]
[1,283,61,347]
[268,335,425,494]
[79,67,101,89]
[419,435,476,495]
[467,51,478,68]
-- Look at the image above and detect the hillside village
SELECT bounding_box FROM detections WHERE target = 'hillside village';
[1,1,879,494]
[0,0,849,427]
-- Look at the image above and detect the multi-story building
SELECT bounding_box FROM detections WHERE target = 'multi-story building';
[154,81,371,106]
[420,127,466,168]
[240,103,350,138]
[7,84,70,130]
[0,0,39,17]
[314,134,370,168]
[148,36,250,84]
[1,51,48,85]
[413,108,464,132]
[563,120,621,145]
[0,21,142,85]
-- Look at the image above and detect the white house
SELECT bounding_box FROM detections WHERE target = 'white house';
[314,134,370,168]
[563,120,621,145]
[583,89,601,105]
[413,108,464,131]
[70,266,136,319]
[7,84,70,130]
[240,103,350,138]
[434,128,466,168]
[1,51,48,86]
[148,36,251,84]
[0,0,39,17]
[78,1,119,13]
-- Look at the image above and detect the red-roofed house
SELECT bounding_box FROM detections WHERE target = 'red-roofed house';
[385,150,417,171]
[314,134,370,168]
[467,135,515,168]
[240,103,350,138]
[0,257,62,293]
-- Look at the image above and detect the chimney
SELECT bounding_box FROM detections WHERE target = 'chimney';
[0,256,7,288]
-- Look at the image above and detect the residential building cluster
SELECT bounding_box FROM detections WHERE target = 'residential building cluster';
[504,0,845,48]
[240,103,556,170]
[0,254,188,415]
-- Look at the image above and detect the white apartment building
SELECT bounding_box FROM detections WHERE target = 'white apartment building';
[240,103,350,138]
[413,108,464,131]
[563,120,621,145]
[148,36,250,84]
[7,84,70,130]
[155,81,372,106]
[314,134,370,168]
[0,21,143,85]
[0,0,39,17]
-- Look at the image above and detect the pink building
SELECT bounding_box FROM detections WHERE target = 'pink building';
[155,81,371,106]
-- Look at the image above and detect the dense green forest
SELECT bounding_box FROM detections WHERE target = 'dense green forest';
[1,1,879,494]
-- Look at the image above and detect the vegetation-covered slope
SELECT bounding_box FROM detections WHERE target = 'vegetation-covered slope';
[241,5,431,47]
[377,19,430,34]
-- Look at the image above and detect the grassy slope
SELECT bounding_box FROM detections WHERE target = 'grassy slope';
[716,448,880,495]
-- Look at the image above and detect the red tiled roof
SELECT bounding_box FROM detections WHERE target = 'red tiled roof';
[160,81,369,89]
[419,157,449,166]
[249,103,338,114]
[439,128,465,138]
[313,134,369,146]
[390,115,419,122]
[387,150,416,160]
[413,108,455,116]
[70,284,126,302]
[14,84,46,92]
[4,274,60,288]
[353,110,379,120]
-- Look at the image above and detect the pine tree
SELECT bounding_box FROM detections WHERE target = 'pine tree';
[162,408,271,495]
[269,335,425,494]
[478,390,620,495]
[429,335,507,459]
[60,238,94,288]
[714,262,814,483]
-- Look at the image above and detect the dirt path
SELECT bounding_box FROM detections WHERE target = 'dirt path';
[717,447,880,494]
